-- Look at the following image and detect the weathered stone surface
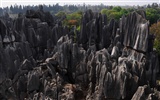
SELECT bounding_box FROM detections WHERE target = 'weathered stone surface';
[123,11,149,52]
[20,59,33,71]
[27,70,40,93]
[131,85,160,100]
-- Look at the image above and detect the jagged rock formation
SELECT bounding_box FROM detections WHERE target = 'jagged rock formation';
[0,7,159,100]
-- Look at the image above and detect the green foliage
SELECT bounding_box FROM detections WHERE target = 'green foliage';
[66,12,81,21]
[77,26,81,31]
[108,11,121,20]
[127,8,134,12]
[101,8,108,15]
[74,28,77,42]
[154,39,160,54]
[77,10,83,15]
[146,8,160,25]
[100,7,129,21]
[112,6,122,12]
[55,11,66,17]
[120,9,128,15]
[61,11,82,42]
[63,11,82,28]
[100,6,160,24]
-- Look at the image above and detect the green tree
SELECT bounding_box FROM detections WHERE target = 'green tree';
[55,11,66,17]
[101,7,130,21]
[112,6,122,12]
[101,8,108,15]
[108,11,121,20]
[120,8,129,15]
[146,8,160,25]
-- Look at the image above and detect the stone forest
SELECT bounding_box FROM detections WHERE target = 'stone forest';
[0,5,160,100]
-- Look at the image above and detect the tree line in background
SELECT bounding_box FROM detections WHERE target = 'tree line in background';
[1,3,160,54]
[1,3,160,25]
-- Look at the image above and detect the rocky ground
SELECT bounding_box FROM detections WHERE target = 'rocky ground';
[0,6,160,100]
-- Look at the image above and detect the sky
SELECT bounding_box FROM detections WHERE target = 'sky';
[0,0,159,8]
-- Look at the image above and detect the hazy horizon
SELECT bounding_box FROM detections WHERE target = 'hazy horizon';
[1,0,159,8]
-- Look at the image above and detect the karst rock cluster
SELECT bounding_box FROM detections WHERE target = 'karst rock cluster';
[0,7,160,100]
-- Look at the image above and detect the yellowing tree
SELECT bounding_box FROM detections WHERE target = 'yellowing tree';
[150,22,160,40]
[150,22,160,54]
